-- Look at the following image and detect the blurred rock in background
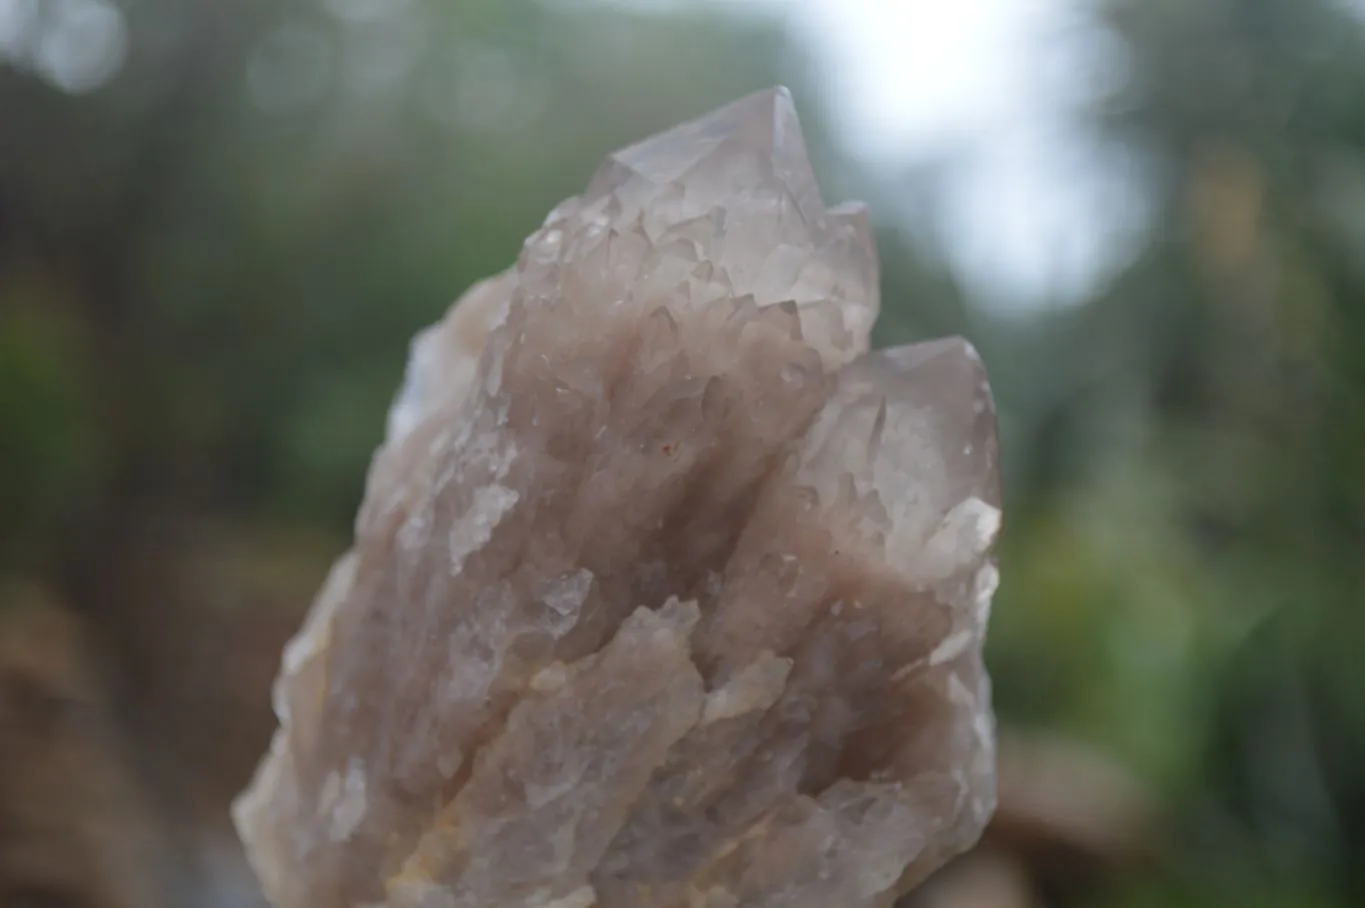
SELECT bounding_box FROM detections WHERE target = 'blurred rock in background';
[0,584,175,908]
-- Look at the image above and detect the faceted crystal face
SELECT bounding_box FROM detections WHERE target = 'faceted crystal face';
[233,87,1002,908]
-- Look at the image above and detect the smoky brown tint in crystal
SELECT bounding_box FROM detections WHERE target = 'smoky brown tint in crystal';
[234,87,1002,908]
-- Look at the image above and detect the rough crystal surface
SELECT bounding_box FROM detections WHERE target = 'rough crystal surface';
[233,87,1002,908]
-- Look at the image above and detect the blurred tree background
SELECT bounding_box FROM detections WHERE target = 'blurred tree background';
[1,0,1362,906]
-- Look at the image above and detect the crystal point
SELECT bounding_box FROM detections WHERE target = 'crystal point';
[234,90,1001,908]
[587,87,822,219]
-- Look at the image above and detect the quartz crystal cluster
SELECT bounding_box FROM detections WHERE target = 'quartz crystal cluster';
[234,87,1002,908]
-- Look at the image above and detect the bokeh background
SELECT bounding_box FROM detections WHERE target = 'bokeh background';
[2,0,1363,905]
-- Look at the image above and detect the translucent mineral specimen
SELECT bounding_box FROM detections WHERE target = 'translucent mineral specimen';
[233,87,1002,908]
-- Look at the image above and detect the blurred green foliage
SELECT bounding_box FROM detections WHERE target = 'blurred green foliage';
[1,0,1362,906]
